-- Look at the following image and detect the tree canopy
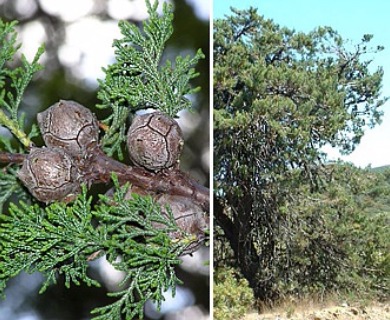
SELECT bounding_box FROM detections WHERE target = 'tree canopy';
[214,7,388,302]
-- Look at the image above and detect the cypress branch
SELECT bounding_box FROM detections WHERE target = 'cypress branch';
[0,1,208,319]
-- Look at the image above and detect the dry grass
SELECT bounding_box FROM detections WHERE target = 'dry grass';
[242,296,390,320]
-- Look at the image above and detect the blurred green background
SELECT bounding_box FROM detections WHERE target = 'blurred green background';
[0,0,209,319]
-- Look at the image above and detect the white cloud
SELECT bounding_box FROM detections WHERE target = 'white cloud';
[186,0,210,21]
[108,0,170,21]
[19,21,46,62]
[38,0,94,22]
[61,17,121,86]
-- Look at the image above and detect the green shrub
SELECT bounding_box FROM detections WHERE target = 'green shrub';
[214,268,254,320]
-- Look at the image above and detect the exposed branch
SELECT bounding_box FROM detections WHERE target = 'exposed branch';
[0,148,210,213]
[0,151,26,164]
[83,147,209,212]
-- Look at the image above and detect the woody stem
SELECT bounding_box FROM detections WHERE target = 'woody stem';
[81,147,210,212]
[0,151,26,164]
[1,149,210,212]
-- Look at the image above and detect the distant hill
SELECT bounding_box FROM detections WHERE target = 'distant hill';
[371,165,390,173]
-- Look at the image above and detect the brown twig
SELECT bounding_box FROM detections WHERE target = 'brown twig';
[0,148,210,213]
[81,147,210,212]
[0,151,26,164]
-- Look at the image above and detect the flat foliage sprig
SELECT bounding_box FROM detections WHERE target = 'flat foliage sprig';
[91,182,186,319]
[0,168,30,212]
[0,20,44,149]
[97,0,204,158]
[0,181,190,319]
[0,20,44,210]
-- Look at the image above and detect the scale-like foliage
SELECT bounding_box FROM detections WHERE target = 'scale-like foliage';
[0,20,44,210]
[0,180,192,318]
[97,0,204,159]
[0,187,101,295]
[0,20,44,148]
[91,181,185,319]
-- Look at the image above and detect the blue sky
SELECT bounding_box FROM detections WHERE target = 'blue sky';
[213,0,390,168]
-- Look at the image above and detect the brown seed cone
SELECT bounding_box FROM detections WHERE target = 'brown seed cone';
[127,112,184,172]
[18,147,81,203]
[38,100,99,156]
